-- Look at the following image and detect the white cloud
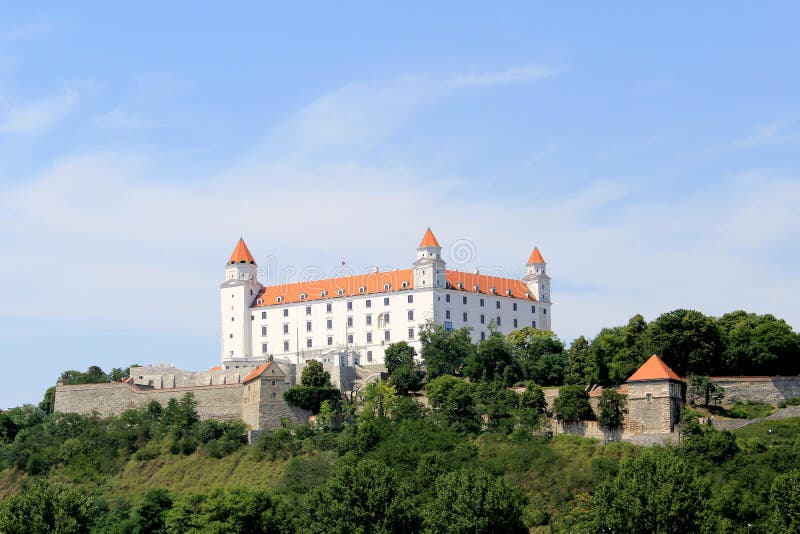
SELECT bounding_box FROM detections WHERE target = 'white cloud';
[91,109,154,130]
[0,87,79,134]
[446,63,562,89]
[712,121,796,151]
[1,20,62,42]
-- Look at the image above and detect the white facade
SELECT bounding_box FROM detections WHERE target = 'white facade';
[220,230,552,369]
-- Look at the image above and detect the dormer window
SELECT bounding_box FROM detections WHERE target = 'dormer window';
[474,285,480,291]
[321,290,327,297]
[300,293,307,300]
[384,283,390,290]
[401,281,409,288]
[359,286,366,293]
[277,296,283,303]
[525,292,531,298]
[506,289,513,296]
[457,282,464,290]
[256,299,263,305]
[337,288,345,296]
[490,287,496,294]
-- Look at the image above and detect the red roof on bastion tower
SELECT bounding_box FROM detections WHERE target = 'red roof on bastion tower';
[418,227,441,248]
[527,247,546,264]
[228,238,256,265]
[627,354,682,382]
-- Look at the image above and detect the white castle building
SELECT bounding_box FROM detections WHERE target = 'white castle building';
[221,228,551,370]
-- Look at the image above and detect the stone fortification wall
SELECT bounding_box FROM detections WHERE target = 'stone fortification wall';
[699,376,800,405]
[54,382,243,421]
[129,366,243,388]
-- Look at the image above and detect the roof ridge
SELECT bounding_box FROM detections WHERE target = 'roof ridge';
[627,354,682,382]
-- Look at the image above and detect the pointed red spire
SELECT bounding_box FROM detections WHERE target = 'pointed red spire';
[418,227,441,248]
[627,355,682,382]
[228,238,256,265]
[527,246,545,264]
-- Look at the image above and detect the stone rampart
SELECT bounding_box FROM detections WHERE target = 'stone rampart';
[54,382,243,421]
[699,376,800,405]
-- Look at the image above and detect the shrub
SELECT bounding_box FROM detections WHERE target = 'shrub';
[728,400,774,419]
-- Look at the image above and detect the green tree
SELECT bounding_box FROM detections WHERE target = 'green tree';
[284,386,340,414]
[719,311,800,375]
[304,459,418,533]
[425,375,480,433]
[59,366,109,385]
[507,327,566,386]
[423,469,526,533]
[39,386,56,415]
[517,381,547,428]
[593,450,712,533]
[360,381,397,419]
[473,379,518,433]
[551,385,593,423]
[0,478,93,534]
[131,489,173,534]
[419,322,475,378]
[465,332,515,383]
[597,389,626,429]
[384,341,416,375]
[301,360,331,388]
[563,336,594,385]
[608,314,650,383]
[770,469,800,533]
[384,341,423,394]
[164,487,290,533]
[645,309,724,376]
[688,375,724,407]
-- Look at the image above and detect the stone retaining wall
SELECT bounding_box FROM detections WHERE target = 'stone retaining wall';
[701,376,800,405]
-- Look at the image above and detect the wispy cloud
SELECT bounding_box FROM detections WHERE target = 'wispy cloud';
[713,121,796,151]
[0,87,79,135]
[91,109,155,130]
[1,20,62,42]
[446,63,563,89]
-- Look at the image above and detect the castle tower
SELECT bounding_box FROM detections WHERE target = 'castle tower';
[626,355,684,433]
[413,227,447,288]
[220,238,262,365]
[523,247,550,302]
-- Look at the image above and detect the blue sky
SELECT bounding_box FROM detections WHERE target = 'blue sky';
[1,3,798,408]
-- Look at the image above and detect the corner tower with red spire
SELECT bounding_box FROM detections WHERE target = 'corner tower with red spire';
[220,238,262,367]
[413,227,447,288]
[524,246,551,303]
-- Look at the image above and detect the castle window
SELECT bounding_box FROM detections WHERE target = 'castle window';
[262,343,267,353]
[496,301,500,309]
[480,298,485,307]
[480,331,485,340]
[367,332,373,343]
[543,309,547,315]
[408,310,414,321]
[480,314,485,324]
[306,306,311,315]
[261,326,267,336]
[347,334,354,344]
[384,330,391,341]
[307,338,312,348]
[338,288,345,295]
[408,328,414,340]
[277,296,283,303]
[531,305,536,313]
[407,294,413,303]
[271,392,277,399]
[306,321,312,332]
[496,316,501,326]
[513,303,518,311]
[462,296,467,305]
[271,380,276,387]
[384,283,390,290]
[513,318,518,328]
[532,320,536,328]
[347,301,353,311]
[367,351,373,363]
[283,340,289,351]
[283,324,289,334]
[347,316,353,327]
[300,293,307,300]
[445,310,451,320]
[474,285,480,291]
[283,308,288,317]
[366,299,372,308]
[383,297,389,306]
[327,336,333,346]
[262,311,267,319]
[327,319,333,329]
[646,393,652,403]
[402,281,409,288]
[463,312,468,322]
[359,286,366,293]
[457,282,463,289]
[445,294,451,303]
[229,334,233,338]
[490,287,496,294]
[383,312,390,323]
[257,299,263,305]
[366,315,372,326]
[326,303,332,313]
[321,290,327,297]
[507,289,513,296]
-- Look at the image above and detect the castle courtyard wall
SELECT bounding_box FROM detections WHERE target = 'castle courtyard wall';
[54,382,243,421]
[700,376,800,405]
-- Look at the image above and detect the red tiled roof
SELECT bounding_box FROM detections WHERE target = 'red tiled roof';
[228,238,256,265]
[627,355,682,382]
[527,247,545,264]
[243,362,271,383]
[208,365,222,372]
[251,268,535,307]
[418,227,441,248]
